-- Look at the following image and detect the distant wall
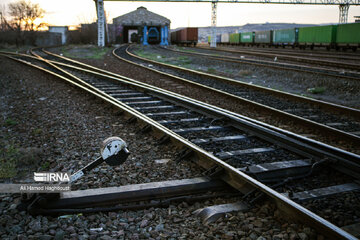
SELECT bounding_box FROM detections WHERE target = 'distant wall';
[0,31,18,45]
[0,31,62,46]
[35,32,62,46]
[79,23,116,45]
[80,23,97,44]
[49,26,68,44]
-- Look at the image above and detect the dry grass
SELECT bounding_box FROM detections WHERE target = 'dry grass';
[237,70,252,77]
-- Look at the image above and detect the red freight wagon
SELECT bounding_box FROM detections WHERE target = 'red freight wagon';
[171,27,198,46]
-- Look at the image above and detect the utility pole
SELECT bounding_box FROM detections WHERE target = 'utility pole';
[210,1,217,48]
[95,0,106,47]
[0,11,3,31]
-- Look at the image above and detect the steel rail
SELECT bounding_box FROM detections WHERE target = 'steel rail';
[41,47,360,119]
[32,50,360,166]
[125,46,360,118]
[114,46,360,149]
[36,48,360,128]
[2,52,359,239]
[209,46,360,60]
[15,50,360,174]
[194,46,360,71]
[27,48,360,190]
[31,47,360,152]
[162,46,360,80]
[49,58,360,175]
[34,48,360,166]
[26,49,360,178]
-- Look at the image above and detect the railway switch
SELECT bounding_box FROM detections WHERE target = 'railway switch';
[70,136,129,182]
[18,137,130,214]
[101,136,129,166]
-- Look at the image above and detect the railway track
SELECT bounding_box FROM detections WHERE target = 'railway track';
[194,45,360,71]
[203,45,360,62]
[112,45,360,152]
[1,49,360,239]
[163,45,360,80]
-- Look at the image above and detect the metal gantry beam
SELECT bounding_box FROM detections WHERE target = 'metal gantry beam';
[103,0,359,4]
[96,0,360,47]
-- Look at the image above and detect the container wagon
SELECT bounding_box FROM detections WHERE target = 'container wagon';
[298,25,337,49]
[207,35,221,45]
[336,22,360,51]
[220,33,230,45]
[171,31,177,43]
[254,30,273,47]
[229,33,240,45]
[171,27,198,46]
[273,28,298,48]
[240,32,254,46]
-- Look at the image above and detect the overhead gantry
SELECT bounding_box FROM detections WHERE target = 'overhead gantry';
[95,0,360,47]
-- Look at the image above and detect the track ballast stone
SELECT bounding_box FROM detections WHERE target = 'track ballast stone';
[0,55,323,239]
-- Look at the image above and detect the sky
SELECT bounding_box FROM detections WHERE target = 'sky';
[1,0,360,29]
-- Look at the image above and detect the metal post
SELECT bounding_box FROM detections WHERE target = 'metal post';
[0,12,2,31]
[95,0,105,47]
[105,10,110,45]
[160,26,165,45]
[164,25,169,45]
[339,4,350,24]
[210,1,217,48]
[143,25,148,45]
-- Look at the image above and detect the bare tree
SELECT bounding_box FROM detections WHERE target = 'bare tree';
[0,4,17,45]
[0,6,5,31]
[3,0,45,46]
[26,1,45,31]
[77,13,97,25]
[0,4,12,31]
[8,0,26,32]
[8,0,44,31]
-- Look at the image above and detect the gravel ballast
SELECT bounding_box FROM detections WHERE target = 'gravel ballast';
[0,56,325,239]
[144,45,360,109]
[123,46,360,136]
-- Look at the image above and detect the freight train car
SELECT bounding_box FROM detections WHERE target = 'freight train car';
[205,23,359,50]
[170,31,176,44]
[298,25,337,49]
[272,28,298,47]
[229,33,240,45]
[171,27,198,46]
[240,32,254,46]
[220,33,230,45]
[336,22,360,51]
[207,35,221,45]
[254,30,273,47]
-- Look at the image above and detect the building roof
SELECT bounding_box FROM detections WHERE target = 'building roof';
[49,26,69,30]
[113,7,170,26]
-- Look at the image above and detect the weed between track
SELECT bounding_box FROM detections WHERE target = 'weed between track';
[134,49,193,67]
[60,45,111,59]
[0,144,19,179]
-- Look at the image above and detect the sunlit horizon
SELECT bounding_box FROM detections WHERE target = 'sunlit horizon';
[1,0,359,29]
